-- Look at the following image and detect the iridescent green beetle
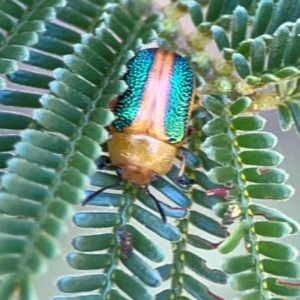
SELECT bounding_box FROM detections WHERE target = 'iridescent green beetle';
[84,48,195,222]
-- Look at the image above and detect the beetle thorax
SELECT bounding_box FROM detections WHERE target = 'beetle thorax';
[108,132,178,186]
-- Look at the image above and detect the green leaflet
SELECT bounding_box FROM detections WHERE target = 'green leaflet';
[268,24,290,71]
[113,269,153,300]
[188,1,203,27]
[221,254,254,274]
[241,167,287,184]
[0,256,20,273]
[45,91,85,119]
[251,0,273,38]
[267,0,297,34]
[256,241,298,261]
[151,176,192,207]
[49,80,91,109]
[0,59,18,74]
[137,188,187,219]
[106,290,127,300]
[232,53,251,79]
[202,116,227,135]
[53,68,98,97]
[206,147,233,164]
[192,189,223,209]
[287,102,300,134]
[90,172,120,188]
[238,150,283,166]
[7,157,56,186]
[206,0,225,22]
[0,112,33,130]
[73,212,120,228]
[207,166,237,184]
[203,93,299,300]
[126,225,165,263]
[132,205,181,241]
[219,221,248,254]
[8,70,53,88]
[210,10,300,89]
[156,264,172,281]
[72,233,115,252]
[197,149,219,170]
[35,108,80,137]
[231,115,265,131]
[235,132,277,149]
[194,169,220,190]
[203,133,231,148]
[189,210,228,238]
[204,95,225,115]
[278,103,293,131]
[250,37,266,75]
[231,6,248,49]
[0,237,27,255]
[249,203,299,233]
[57,275,106,293]
[229,97,251,115]
[253,221,292,238]
[183,251,227,283]
[186,234,218,250]
[67,253,111,270]
[264,277,300,297]
[121,253,161,287]
[211,25,230,50]
[181,273,223,300]
[237,39,251,57]
[275,67,300,79]
[261,259,300,278]
[156,289,173,300]
[0,154,13,169]
[246,183,294,200]
[229,272,258,291]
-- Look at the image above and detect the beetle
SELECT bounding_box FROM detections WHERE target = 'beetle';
[83,48,195,223]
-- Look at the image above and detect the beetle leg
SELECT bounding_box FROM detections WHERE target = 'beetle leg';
[176,150,195,186]
[82,182,122,206]
[144,186,166,224]
[180,127,194,145]
[177,150,186,180]
[97,157,111,169]
[192,101,202,111]
[190,93,203,112]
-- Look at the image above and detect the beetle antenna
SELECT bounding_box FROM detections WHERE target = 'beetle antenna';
[82,182,122,206]
[144,186,166,224]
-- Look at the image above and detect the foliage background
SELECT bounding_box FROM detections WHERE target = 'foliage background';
[33,109,300,300]
[0,0,300,299]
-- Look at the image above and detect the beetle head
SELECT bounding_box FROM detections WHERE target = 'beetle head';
[116,164,156,186]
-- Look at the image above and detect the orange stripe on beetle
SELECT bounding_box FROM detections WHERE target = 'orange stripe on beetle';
[129,49,175,142]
